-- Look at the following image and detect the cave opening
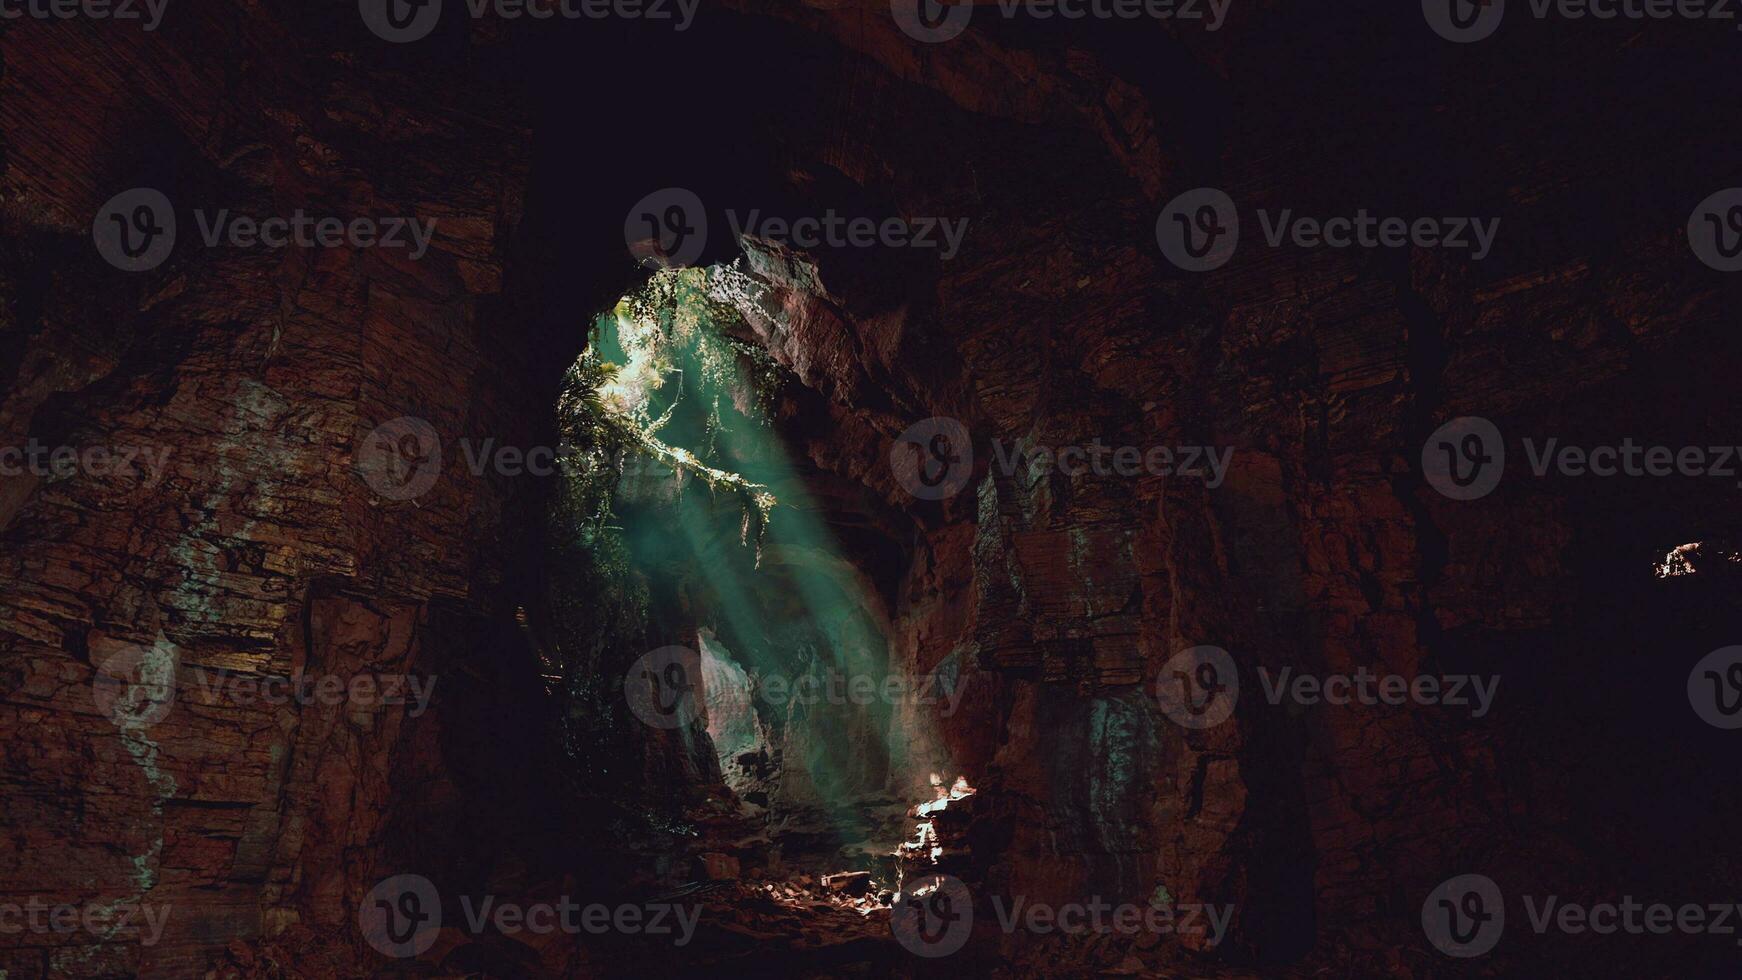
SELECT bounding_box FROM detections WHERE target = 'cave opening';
[525,265,962,930]
[12,4,1742,975]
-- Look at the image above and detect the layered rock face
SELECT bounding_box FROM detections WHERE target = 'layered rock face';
[0,7,557,975]
[3,2,1740,977]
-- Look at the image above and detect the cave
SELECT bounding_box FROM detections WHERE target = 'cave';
[3,2,1742,978]
[548,270,934,882]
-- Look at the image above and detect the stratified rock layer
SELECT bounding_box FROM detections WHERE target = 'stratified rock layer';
[3,3,1740,977]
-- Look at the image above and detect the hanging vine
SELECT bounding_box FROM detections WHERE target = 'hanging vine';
[539,265,785,781]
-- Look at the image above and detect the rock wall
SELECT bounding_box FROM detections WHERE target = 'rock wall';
[1,2,1739,976]
[0,7,553,975]
[713,5,1742,972]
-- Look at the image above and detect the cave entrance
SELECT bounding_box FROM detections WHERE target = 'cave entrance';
[533,266,925,913]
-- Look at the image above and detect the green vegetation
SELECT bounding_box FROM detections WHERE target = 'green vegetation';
[538,267,780,783]
[536,265,892,811]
